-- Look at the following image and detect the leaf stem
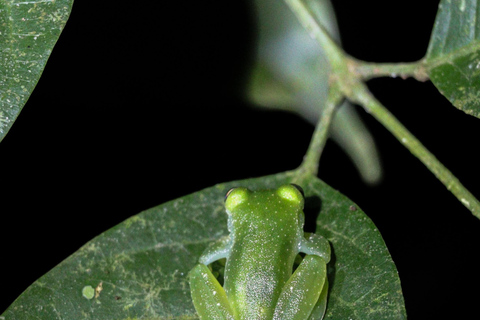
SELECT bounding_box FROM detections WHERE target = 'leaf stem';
[351,59,430,82]
[295,84,343,183]
[353,84,480,218]
[282,0,346,67]
[283,0,430,82]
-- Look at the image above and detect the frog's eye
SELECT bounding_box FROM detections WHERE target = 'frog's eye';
[225,187,249,211]
[277,184,305,207]
[224,188,236,202]
[290,184,305,199]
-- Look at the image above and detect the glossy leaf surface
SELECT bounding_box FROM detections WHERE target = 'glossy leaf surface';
[1,172,406,319]
[0,0,73,142]
[426,0,480,117]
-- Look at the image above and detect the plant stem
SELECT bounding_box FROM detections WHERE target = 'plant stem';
[352,85,480,218]
[295,85,343,183]
[283,0,430,82]
[284,0,480,218]
[283,0,345,67]
[351,59,429,82]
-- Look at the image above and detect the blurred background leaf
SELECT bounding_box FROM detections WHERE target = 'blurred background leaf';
[248,0,382,184]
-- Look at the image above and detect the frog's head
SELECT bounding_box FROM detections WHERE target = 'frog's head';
[224,184,305,233]
[224,184,305,217]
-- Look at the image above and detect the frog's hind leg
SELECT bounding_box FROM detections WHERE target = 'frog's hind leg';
[308,277,328,320]
[189,264,236,320]
[272,255,327,320]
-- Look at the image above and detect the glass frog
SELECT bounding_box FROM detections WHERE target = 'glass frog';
[189,184,331,320]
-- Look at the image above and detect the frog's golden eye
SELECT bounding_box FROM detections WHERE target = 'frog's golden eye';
[225,188,237,202]
[290,184,305,199]
[225,187,250,211]
[277,184,305,207]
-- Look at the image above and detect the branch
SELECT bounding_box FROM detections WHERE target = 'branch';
[351,59,430,82]
[284,0,480,218]
[352,85,480,218]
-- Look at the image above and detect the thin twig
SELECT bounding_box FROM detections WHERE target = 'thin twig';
[294,84,343,184]
[352,85,480,218]
[351,59,430,82]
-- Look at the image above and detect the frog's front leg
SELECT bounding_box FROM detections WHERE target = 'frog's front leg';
[273,255,327,320]
[198,236,232,265]
[189,264,236,320]
[301,233,331,264]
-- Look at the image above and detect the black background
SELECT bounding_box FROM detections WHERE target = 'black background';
[1,0,479,318]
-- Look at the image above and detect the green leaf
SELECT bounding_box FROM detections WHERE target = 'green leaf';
[425,0,480,118]
[0,0,73,142]
[1,172,405,319]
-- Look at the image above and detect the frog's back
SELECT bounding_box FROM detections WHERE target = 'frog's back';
[224,188,304,319]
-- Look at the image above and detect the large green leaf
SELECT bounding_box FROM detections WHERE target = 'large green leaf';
[1,172,405,319]
[0,0,73,142]
[425,0,480,118]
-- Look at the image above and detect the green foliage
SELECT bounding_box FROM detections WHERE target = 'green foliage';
[0,0,73,142]
[0,173,406,319]
[426,0,480,117]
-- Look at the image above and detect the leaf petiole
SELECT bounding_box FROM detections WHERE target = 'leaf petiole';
[294,84,343,184]
[352,82,480,218]
[351,59,429,82]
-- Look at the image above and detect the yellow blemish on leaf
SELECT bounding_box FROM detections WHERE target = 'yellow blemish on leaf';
[95,281,103,298]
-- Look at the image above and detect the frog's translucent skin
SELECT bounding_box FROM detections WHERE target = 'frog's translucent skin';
[189,185,330,320]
